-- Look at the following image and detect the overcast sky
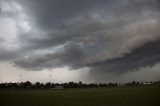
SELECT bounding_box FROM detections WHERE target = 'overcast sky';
[0,0,160,83]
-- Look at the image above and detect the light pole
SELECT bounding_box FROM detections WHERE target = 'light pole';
[19,74,21,83]
[49,74,53,88]
[49,74,52,84]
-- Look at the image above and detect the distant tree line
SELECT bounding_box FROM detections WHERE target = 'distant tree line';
[0,81,160,89]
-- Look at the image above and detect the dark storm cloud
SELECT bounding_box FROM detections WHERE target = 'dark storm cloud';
[0,49,17,60]
[1,0,160,75]
[16,0,113,30]
[16,0,160,30]
[14,39,160,73]
[14,42,86,70]
[90,41,160,73]
[16,0,160,50]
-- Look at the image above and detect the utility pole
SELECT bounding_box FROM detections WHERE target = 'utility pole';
[49,74,53,88]
[49,74,52,84]
[19,74,21,83]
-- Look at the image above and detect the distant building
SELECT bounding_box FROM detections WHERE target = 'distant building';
[143,82,150,85]
[54,85,64,89]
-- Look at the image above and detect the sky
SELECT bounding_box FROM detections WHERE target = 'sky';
[0,0,160,83]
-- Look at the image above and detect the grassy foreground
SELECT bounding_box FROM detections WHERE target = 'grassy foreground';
[0,87,160,106]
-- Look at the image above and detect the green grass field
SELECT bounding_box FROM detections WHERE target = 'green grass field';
[0,87,160,106]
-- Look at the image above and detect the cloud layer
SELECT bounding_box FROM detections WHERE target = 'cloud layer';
[0,0,160,80]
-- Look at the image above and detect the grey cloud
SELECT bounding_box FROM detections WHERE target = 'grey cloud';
[90,41,160,73]
[14,42,85,70]
[16,0,106,30]
[18,16,160,63]
[1,0,160,78]
[14,40,160,73]
[0,49,18,60]
[16,0,160,29]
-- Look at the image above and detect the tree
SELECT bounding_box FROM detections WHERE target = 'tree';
[45,82,51,89]
[23,81,32,88]
[35,82,41,88]
[79,81,83,87]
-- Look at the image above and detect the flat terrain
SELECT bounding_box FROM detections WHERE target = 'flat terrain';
[0,87,160,106]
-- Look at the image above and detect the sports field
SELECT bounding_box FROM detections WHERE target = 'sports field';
[0,87,160,106]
